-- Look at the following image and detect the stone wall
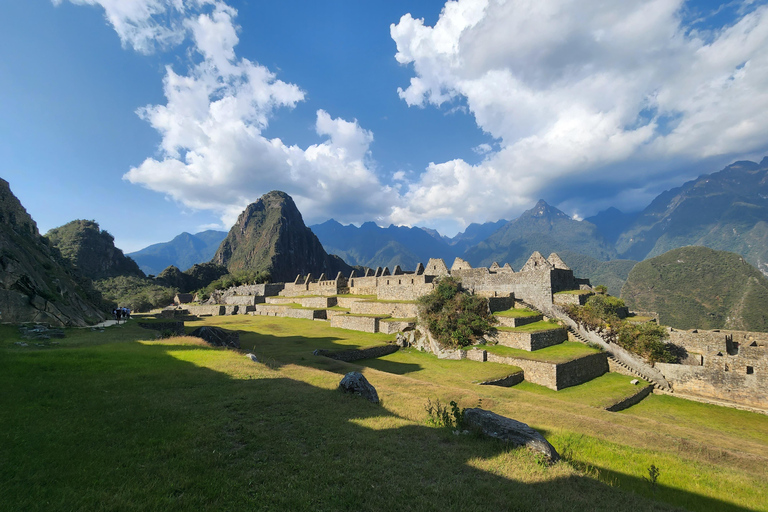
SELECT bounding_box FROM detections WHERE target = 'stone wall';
[555,352,608,389]
[349,301,419,318]
[478,371,525,387]
[495,315,543,328]
[330,315,380,333]
[490,327,567,351]
[379,319,416,334]
[553,292,592,307]
[605,385,653,412]
[314,344,398,362]
[486,353,558,389]
[223,295,261,306]
[488,296,515,313]
[655,361,767,410]
[186,305,225,316]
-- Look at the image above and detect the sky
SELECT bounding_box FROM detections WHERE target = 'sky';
[2,0,768,252]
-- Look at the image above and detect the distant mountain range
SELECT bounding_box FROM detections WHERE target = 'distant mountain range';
[128,230,227,276]
[126,156,768,299]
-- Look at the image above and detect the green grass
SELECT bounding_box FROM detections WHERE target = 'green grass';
[325,306,351,311]
[481,341,601,363]
[333,294,376,299]
[356,347,522,386]
[555,289,593,295]
[380,317,416,323]
[514,373,650,409]
[498,320,563,333]
[494,308,541,318]
[359,298,417,304]
[2,315,767,511]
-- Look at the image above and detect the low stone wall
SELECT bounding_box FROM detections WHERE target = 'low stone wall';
[605,385,653,412]
[655,362,768,410]
[314,344,398,362]
[336,297,367,308]
[607,357,640,377]
[555,352,608,389]
[223,295,260,306]
[495,315,543,328]
[486,353,558,389]
[265,297,301,305]
[379,319,416,334]
[252,304,288,316]
[298,296,337,308]
[491,327,566,351]
[281,308,326,320]
[160,308,189,318]
[350,301,419,318]
[478,371,525,387]
[330,315,380,333]
[553,292,592,307]
[488,296,515,313]
[138,321,185,336]
[186,305,225,316]
[222,305,240,315]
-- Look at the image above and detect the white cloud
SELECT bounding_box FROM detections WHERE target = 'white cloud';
[390,0,768,224]
[59,0,396,227]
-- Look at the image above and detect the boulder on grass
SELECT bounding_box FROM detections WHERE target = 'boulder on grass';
[189,326,240,349]
[339,371,379,403]
[463,408,560,462]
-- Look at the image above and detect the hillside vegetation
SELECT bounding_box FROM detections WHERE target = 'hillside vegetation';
[621,246,768,331]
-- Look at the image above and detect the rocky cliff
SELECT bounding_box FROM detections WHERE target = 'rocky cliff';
[0,179,106,326]
[46,219,144,280]
[213,191,353,283]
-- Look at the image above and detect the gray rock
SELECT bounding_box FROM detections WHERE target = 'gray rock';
[630,379,639,385]
[246,353,258,362]
[463,408,560,462]
[189,326,240,349]
[338,371,379,403]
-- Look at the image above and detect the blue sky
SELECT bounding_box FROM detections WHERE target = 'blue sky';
[2,0,768,252]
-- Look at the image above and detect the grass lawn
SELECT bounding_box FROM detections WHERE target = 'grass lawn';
[513,373,651,409]
[380,317,416,323]
[2,317,767,511]
[356,347,523,386]
[494,308,541,318]
[498,320,563,333]
[482,341,601,363]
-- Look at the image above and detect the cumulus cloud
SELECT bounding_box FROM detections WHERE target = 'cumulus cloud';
[390,0,768,225]
[57,0,395,227]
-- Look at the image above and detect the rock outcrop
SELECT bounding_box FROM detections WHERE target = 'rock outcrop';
[338,371,379,403]
[212,191,352,283]
[0,178,106,326]
[45,220,144,280]
[463,408,560,461]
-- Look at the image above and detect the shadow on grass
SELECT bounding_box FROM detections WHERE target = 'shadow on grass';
[0,336,755,512]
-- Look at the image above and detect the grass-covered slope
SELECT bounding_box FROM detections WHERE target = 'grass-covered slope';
[2,317,767,511]
[621,246,768,331]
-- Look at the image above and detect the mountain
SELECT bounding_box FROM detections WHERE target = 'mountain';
[154,262,229,293]
[128,230,227,276]
[585,207,640,244]
[310,219,458,271]
[213,191,353,282]
[0,179,106,326]
[448,219,508,253]
[616,157,768,274]
[45,220,144,280]
[464,200,617,269]
[621,246,768,331]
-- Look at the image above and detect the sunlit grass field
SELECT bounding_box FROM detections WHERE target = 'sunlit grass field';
[1,316,767,511]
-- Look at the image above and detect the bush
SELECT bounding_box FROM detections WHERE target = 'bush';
[616,322,676,364]
[418,277,495,348]
[583,294,626,320]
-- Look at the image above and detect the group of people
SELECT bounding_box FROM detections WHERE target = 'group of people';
[112,307,131,323]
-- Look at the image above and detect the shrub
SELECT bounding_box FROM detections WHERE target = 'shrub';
[616,322,675,364]
[583,294,626,320]
[417,277,495,348]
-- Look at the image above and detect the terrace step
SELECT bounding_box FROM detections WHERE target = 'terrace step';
[495,314,544,328]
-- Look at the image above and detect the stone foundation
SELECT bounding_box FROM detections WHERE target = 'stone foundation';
[491,327,567,351]
[379,319,417,334]
[495,314,544,328]
[330,315,381,333]
[349,301,419,318]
